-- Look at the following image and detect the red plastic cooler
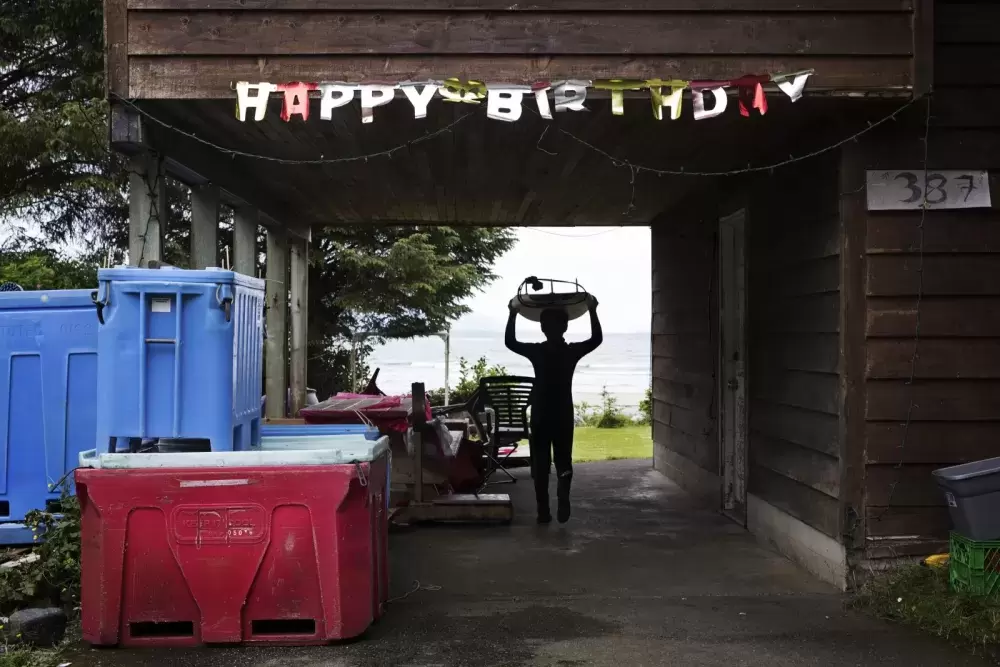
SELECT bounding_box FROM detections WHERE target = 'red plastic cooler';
[75,439,390,647]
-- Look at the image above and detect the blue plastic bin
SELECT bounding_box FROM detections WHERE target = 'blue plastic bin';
[94,267,265,452]
[0,289,98,544]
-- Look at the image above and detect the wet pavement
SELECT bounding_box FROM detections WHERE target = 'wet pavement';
[72,459,992,666]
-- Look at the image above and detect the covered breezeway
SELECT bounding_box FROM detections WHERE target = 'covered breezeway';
[70,460,990,667]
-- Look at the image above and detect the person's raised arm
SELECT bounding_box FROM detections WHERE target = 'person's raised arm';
[575,295,604,356]
[505,302,533,357]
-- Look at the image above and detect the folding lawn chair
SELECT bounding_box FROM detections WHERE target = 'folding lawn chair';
[477,376,533,488]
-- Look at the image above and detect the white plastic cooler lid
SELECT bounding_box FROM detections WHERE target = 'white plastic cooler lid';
[79,435,390,469]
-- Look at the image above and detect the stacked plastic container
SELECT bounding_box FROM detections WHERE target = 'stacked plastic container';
[0,290,99,544]
[74,266,391,646]
[92,267,265,452]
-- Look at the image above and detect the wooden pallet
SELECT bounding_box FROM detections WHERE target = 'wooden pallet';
[392,494,514,525]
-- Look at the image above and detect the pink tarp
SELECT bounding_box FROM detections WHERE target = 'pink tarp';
[300,393,432,432]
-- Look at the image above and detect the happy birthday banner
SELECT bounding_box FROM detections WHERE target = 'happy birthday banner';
[234,70,813,125]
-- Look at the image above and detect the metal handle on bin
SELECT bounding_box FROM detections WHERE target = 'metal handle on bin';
[91,289,108,325]
[215,284,234,323]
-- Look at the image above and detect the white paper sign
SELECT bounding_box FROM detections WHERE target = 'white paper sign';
[866,170,992,210]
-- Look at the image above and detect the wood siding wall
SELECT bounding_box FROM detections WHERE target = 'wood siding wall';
[108,0,918,99]
[856,0,1000,557]
[651,204,720,500]
[746,158,843,539]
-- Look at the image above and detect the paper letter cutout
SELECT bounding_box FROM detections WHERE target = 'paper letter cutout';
[359,85,396,124]
[692,87,728,120]
[319,84,356,120]
[235,82,277,122]
[773,70,813,103]
[439,79,487,104]
[594,79,645,116]
[487,87,529,122]
[554,80,590,112]
[278,82,317,122]
[533,84,552,120]
[400,83,438,119]
[731,75,769,117]
[648,79,686,121]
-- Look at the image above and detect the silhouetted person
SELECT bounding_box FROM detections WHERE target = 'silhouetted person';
[505,296,603,523]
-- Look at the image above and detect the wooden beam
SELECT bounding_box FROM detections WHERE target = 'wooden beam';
[264,228,289,419]
[129,55,913,99]
[104,0,129,97]
[288,238,309,417]
[838,142,868,552]
[128,152,166,267]
[911,0,934,97]
[190,184,219,269]
[232,205,258,276]
[128,12,912,57]
[128,0,913,10]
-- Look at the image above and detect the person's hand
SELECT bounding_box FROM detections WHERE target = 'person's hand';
[588,294,599,309]
[508,299,518,313]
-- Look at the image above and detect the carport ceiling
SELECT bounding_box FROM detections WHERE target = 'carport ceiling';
[142,96,867,227]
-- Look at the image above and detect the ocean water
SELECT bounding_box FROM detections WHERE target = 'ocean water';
[367,330,651,411]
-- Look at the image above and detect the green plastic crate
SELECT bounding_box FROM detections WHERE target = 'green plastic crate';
[949,532,1000,596]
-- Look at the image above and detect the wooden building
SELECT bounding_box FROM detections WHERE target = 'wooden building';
[104,0,999,587]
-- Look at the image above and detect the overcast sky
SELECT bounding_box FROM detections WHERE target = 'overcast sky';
[454,226,651,334]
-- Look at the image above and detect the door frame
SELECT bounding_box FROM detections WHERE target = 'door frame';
[718,209,748,525]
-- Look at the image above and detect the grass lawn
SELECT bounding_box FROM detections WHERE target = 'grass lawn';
[573,425,653,463]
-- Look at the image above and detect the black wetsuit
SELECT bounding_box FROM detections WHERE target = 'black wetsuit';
[506,308,602,519]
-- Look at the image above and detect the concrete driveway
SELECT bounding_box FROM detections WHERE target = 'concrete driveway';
[75,459,992,667]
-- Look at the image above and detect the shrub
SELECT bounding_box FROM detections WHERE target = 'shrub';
[637,386,653,425]
[576,387,630,429]
[427,356,507,406]
[0,489,80,616]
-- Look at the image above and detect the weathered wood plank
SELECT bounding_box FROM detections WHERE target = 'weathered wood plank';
[651,308,712,335]
[749,464,841,538]
[653,419,717,472]
[129,55,914,98]
[867,255,1000,297]
[652,333,714,366]
[867,210,1000,253]
[865,464,943,506]
[652,356,715,390]
[936,46,1000,86]
[752,333,839,374]
[750,400,839,458]
[751,256,840,298]
[866,421,1000,465]
[653,398,715,440]
[654,376,714,413]
[128,0,914,9]
[759,293,841,334]
[865,538,948,559]
[936,2,1000,44]
[866,379,1000,421]
[128,12,915,57]
[932,90,1000,129]
[750,434,840,498]
[865,506,950,538]
[866,339,1000,380]
[751,369,840,415]
[867,296,1000,337]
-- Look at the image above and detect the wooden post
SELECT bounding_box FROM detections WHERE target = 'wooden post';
[190,185,219,269]
[289,238,309,416]
[264,228,289,419]
[411,382,426,503]
[233,205,257,276]
[128,152,166,268]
